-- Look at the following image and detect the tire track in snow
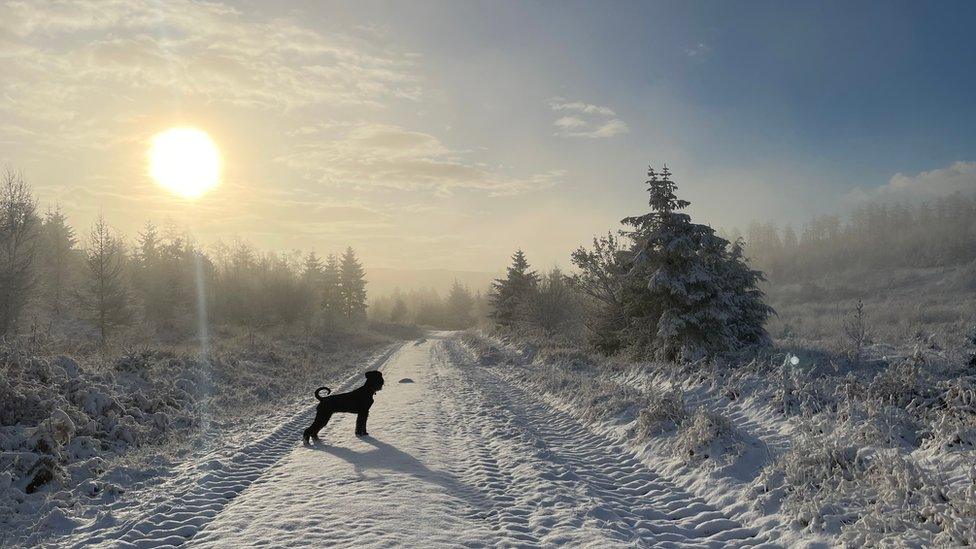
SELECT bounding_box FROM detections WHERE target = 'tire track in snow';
[439,338,771,548]
[68,343,405,549]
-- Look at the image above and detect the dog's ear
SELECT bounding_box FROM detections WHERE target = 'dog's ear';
[365,370,382,379]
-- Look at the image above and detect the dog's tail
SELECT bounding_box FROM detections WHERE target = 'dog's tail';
[314,386,332,401]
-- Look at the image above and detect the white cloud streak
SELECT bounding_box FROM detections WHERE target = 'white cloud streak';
[846,161,976,202]
[547,97,628,138]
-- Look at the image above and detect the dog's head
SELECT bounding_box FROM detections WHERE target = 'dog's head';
[364,370,384,392]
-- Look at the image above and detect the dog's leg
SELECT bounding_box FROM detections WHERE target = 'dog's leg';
[311,411,333,442]
[355,411,369,436]
[304,410,332,444]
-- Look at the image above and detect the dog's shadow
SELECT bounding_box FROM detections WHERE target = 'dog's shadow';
[309,437,484,509]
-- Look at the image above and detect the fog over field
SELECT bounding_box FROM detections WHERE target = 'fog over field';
[2,1,975,548]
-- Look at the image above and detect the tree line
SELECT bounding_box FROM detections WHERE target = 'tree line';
[370,281,487,330]
[734,194,976,283]
[0,169,369,344]
[488,166,774,361]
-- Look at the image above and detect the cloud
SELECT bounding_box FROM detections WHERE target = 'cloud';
[846,161,976,202]
[586,119,629,138]
[685,43,711,59]
[0,0,567,270]
[548,98,616,116]
[275,123,562,196]
[553,116,587,129]
[547,97,628,138]
[0,0,422,134]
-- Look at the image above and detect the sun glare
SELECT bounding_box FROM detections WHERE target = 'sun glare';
[149,127,221,199]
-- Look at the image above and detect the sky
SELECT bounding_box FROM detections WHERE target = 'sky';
[2,0,975,272]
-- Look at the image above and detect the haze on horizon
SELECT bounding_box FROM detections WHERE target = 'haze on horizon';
[2,0,975,273]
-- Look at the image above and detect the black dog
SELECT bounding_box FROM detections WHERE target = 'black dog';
[303,371,384,444]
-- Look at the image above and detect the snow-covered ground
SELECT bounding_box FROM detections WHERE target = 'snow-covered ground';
[0,331,396,548]
[455,333,976,547]
[34,333,788,548]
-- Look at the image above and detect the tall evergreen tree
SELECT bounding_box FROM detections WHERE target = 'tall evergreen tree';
[0,168,38,335]
[339,247,367,321]
[302,252,324,284]
[488,249,538,330]
[40,206,76,316]
[300,252,325,330]
[446,280,475,329]
[79,215,130,343]
[390,296,409,324]
[135,223,195,331]
[619,166,773,360]
[321,253,343,327]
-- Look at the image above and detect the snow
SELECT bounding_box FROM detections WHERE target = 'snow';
[457,333,976,546]
[11,330,966,546]
[32,333,781,547]
[0,332,396,547]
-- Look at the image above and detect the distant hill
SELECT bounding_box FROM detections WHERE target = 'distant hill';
[367,267,501,297]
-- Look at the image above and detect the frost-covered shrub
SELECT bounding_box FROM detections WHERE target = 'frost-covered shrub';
[840,453,975,546]
[754,432,867,533]
[673,408,740,463]
[0,345,198,507]
[869,353,934,407]
[842,405,923,449]
[534,345,597,372]
[635,388,686,437]
[580,382,644,424]
[757,425,976,543]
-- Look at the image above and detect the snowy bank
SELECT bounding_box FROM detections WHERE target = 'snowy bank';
[455,332,976,547]
[0,328,399,547]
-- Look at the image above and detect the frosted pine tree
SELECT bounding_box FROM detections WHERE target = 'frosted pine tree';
[321,253,343,328]
[40,206,77,316]
[446,280,475,329]
[339,247,367,321]
[717,239,774,349]
[488,249,539,330]
[300,252,325,332]
[621,166,772,360]
[79,215,131,344]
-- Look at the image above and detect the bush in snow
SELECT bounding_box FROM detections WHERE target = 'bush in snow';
[842,298,870,365]
[673,407,740,464]
[634,388,687,438]
[754,412,976,544]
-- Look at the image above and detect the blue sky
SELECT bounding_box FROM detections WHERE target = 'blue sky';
[303,0,976,228]
[2,1,974,271]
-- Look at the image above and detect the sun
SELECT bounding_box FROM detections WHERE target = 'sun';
[148,127,221,199]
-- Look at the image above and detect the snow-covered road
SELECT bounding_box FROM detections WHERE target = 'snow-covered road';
[78,333,771,548]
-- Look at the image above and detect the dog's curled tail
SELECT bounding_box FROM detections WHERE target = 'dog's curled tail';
[314,386,332,400]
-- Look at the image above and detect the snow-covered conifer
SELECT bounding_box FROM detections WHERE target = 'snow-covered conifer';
[488,249,539,330]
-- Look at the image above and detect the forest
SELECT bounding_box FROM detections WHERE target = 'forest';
[735,195,976,282]
[0,168,375,347]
